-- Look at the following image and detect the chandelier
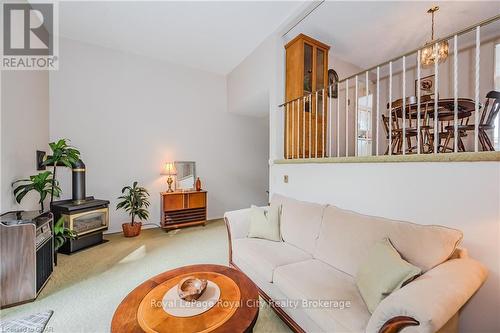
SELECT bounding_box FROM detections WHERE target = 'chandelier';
[420,6,449,67]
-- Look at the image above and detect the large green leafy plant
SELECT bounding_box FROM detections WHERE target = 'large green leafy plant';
[54,217,76,251]
[116,181,150,225]
[43,139,81,203]
[12,171,61,212]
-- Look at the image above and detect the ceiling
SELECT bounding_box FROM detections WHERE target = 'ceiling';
[57,1,303,75]
[285,1,500,71]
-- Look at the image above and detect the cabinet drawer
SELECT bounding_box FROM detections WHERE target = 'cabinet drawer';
[163,194,184,211]
[188,192,206,208]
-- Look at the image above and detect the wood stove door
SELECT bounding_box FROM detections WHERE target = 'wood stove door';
[63,208,109,236]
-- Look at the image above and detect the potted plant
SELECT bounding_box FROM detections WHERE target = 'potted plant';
[43,139,80,204]
[12,171,61,212]
[53,217,76,265]
[116,181,150,237]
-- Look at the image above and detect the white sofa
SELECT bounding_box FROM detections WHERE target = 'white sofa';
[224,194,487,333]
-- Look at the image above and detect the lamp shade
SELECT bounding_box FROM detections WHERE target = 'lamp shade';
[161,162,177,176]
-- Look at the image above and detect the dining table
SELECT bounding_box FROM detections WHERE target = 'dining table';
[391,97,479,120]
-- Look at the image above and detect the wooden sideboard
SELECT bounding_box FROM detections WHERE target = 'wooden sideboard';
[160,191,207,231]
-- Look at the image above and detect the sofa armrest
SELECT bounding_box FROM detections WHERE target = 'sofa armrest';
[224,208,253,240]
[367,258,488,333]
[224,208,253,265]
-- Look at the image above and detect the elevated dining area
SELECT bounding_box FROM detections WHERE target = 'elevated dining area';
[278,13,500,162]
[384,92,499,155]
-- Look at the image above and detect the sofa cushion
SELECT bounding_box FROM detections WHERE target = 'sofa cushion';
[314,206,463,276]
[273,259,371,332]
[232,238,311,282]
[270,194,326,254]
[356,238,422,313]
[247,205,281,242]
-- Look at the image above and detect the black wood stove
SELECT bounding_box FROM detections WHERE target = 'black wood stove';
[51,160,109,254]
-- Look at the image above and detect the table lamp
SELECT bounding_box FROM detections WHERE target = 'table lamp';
[161,162,177,192]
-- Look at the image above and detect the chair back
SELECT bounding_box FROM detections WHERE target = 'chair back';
[381,114,390,138]
[480,91,500,126]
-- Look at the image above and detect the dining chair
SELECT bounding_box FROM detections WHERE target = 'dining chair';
[381,114,400,155]
[442,90,500,152]
[386,97,424,154]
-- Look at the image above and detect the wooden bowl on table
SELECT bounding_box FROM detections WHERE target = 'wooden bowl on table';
[177,276,207,301]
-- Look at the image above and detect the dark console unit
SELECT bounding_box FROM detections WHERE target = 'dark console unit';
[0,211,54,308]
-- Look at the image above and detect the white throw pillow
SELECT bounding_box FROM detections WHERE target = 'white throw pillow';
[247,205,281,242]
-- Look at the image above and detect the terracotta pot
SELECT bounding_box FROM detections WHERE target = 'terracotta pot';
[122,222,142,237]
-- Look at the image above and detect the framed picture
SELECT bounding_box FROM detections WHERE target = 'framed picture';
[415,74,435,97]
[328,69,339,98]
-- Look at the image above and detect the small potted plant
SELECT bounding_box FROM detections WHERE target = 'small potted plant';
[116,181,150,237]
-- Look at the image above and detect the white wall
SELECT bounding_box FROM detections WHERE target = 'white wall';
[1,70,49,212]
[49,38,269,233]
[271,161,500,332]
[227,35,276,117]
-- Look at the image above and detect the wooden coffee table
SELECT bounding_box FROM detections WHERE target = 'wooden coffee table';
[111,264,259,333]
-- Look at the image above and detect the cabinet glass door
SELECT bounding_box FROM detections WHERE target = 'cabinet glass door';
[303,43,313,94]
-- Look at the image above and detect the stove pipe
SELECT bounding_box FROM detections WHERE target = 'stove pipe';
[72,159,86,204]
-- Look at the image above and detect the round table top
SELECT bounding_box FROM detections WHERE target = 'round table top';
[111,264,259,333]
[392,97,478,120]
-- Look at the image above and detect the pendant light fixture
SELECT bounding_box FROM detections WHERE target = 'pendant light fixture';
[420,6,449,67]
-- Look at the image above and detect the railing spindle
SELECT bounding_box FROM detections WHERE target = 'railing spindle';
[365,71,369,156]
[376,66,380,156]
[291,99,295,158]
[315,91,318,158]
[355,75,358,156]
[309,94,312,158]
[417,50,421,154]
[389,62,392,155]
[336,82,340,157]
[329,85,333,157]
[303,96,306,158]
[285,103,289,159]
[295,100,300,158]
[402,56,406,155]
[322,88,325,158]
[475,26,480,152]
[454,34,458,153]
[434,43,439,154]
[345,79,349,157]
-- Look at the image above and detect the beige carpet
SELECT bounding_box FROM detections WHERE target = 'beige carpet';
[0,220,290,333]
